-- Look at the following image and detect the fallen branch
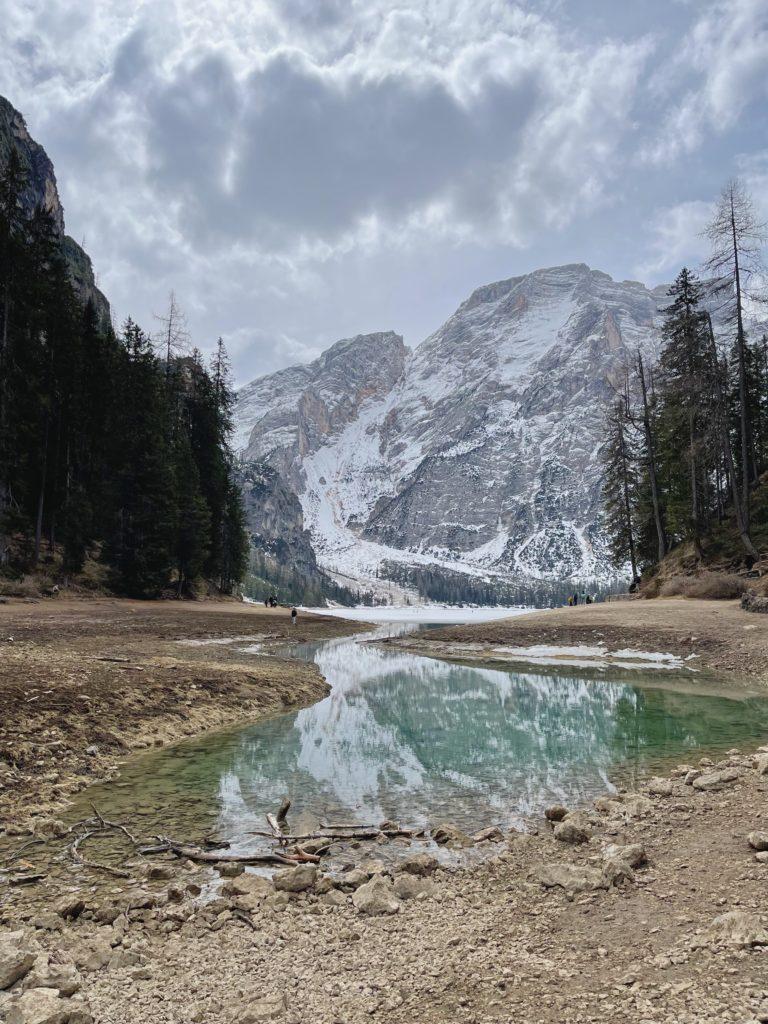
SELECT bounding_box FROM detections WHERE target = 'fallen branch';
[247,826,423,842]
[148,836,299,866]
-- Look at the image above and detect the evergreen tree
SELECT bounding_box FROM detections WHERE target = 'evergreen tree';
[600,395,639,579]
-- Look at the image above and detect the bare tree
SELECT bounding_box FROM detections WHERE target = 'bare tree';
[703,179,766,526]
[153,291,190,379]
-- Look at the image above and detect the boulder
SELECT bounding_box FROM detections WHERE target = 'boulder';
[223,873,273,898]
[594,793,652,819]
[683,770,702,786]
[393,874,435,900]
[0,932,36,991]
[23,958,81,997]
[603,843,646,869]
[755,851,768,864]
[321,890,348,908]
[351,876,401,916]
[698,910,768,949]
[6,987,93,1024]
[553,813,592,845]
[395,853,438,877]
[647,777,674,796]
[537,863,606,893]
[753,753,768,775]
[472,826,504,843]
[544,805,568,822]
[748,831,768,852]
[601,857,636,887]
[335,869,369,891]
[691,768,743,791]
[432,823,473,848]
[272,865,316,893]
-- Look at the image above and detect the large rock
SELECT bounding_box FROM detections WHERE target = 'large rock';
[0,932,36,990]
[395,853,438,877]
[748,832,768,852]
[335,869,369,891]
[23,958,81,997]
[698,911,768,949]
[6,987,92,1024]
[432,823,473,848]
[272,865,317,893]
[603,843,646,868]
[393,874,435,900]
[691,768,743,791]
[647,777,674,796]
[537,863,606,894]
[223,873,273,898]
[553,813,592,845]
[594,793,653,819]
[351,876,401,916]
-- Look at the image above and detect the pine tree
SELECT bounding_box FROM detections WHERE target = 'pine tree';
[600,395,639,580]
[656,268,712,553]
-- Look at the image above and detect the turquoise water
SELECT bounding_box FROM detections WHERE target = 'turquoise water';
[73,625,768,852]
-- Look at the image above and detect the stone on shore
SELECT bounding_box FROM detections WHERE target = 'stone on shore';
[0,932,36,990]
[699,910,768,949]
[647,777,674,796]
[432,823,473,848]
[236,993,287,1021]
[6,987,93,1024]
[222,873,273,898]
[553,813,592,845]
[537,863,606,893]
[545,805,568,822]
[691,768,743,792]
[393,874,435,900]
[351,876,401,916]
[395,853,438,877]
[272,865,316,893]
[748,831,768,851]
[603,843,647,868]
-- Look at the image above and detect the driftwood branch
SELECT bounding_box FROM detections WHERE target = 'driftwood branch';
[146,836,300,866]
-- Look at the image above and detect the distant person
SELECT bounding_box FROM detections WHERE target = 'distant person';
[567,596,573,607]
[572,592,578,606]
[264,597,269,608]
[585,594,592,605]
[291,607,298,625]
[269,594,277,607]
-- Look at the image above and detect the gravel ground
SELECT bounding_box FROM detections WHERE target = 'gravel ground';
[3,749,768,1024]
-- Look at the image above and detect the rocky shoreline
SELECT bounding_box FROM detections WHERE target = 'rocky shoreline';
[3,744,768,1022]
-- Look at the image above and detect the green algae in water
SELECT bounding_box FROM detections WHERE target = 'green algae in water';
[71,631,768,853]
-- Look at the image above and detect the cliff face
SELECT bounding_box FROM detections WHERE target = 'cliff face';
[0,96,110,323]
[236,265,668,595]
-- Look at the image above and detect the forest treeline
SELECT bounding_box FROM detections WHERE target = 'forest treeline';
[0,149,249,597]
[601,179,767,581]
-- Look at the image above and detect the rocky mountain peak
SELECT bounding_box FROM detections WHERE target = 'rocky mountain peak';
[235,266,668,598]
[0,95,109,322]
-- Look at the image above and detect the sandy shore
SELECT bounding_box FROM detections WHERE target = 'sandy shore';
[0,599,364,824]
[378,597,768,682]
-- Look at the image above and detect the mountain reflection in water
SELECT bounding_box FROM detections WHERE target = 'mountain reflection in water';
[75,627,768,851]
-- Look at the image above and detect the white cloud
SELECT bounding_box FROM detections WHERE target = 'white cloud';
[635,199,714,279]
[643,0,768,164]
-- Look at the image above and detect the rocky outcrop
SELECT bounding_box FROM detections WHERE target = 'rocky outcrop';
[236,265,668,594]
[0,96,109,323]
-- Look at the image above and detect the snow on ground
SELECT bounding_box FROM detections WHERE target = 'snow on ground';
[301,605,537,625]
[486,644,691,671]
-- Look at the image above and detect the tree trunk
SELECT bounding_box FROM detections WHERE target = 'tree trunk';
[706,313,758,559]
[637,353,667,562]
[617,404,638,580]
[731,197,753,517]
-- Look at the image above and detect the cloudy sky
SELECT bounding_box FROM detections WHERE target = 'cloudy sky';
[2,0,767,384]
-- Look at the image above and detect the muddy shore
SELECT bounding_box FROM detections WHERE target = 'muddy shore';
[0,599,365,825]
[379,597,768,682]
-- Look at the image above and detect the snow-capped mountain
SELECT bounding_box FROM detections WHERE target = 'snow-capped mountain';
[236,264,666,596]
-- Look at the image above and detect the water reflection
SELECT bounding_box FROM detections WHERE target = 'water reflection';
[76,627,768,850]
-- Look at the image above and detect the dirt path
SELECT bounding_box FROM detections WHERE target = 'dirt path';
[0,599,364,824]
[380,598,768,682]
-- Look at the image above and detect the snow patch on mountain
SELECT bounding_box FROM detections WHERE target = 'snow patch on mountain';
[235,264,667,595]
